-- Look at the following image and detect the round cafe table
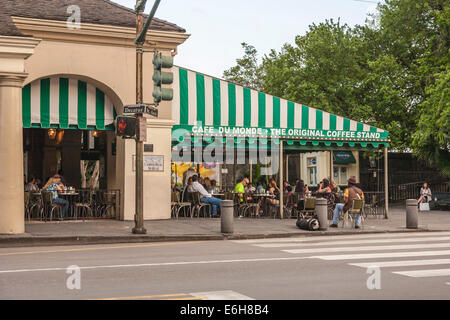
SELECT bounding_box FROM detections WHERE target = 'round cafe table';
[252,193,275,217]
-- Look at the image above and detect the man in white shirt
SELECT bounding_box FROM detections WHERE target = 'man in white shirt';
[191,175,222,216]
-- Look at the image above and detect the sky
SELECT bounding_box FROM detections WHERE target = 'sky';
[115,0,381,79]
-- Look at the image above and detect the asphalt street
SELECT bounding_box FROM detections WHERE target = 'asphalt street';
[1,231,449,300]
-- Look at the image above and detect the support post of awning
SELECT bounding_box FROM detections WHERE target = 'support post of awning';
[285,154,289,183]
[384,146,389,219]
[249,161,253,183]
[330,150,334,181]
[233,148,237,189]
[279,140,284,219]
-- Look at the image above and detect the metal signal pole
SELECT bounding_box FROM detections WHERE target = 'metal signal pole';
[132,0,161,234]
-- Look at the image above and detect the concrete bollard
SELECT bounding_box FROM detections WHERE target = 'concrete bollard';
[406,199,418,229]
[315,198,328,231]
[221,200,234,234]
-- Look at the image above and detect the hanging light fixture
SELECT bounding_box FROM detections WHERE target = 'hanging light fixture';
[92,130,99,138]
[48,128,57,140]
[56,130,65,145]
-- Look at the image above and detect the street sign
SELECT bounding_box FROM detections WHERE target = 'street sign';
[145,105,158,117]
[123,104,158,117]
[123,104,146,114]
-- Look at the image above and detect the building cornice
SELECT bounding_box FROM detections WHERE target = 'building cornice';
[0,35,41,59]
[11,17,190,51]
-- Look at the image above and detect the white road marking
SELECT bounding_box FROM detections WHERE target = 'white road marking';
[283,243,450,254]
[349,259,450,268]
[190,290,254,300]
[309,250,450,261]
[0,256,307,274]
[233,232,450,244]
[254,236,450,248]
[393,269,450,278]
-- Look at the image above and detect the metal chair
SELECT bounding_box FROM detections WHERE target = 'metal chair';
[73,189,94,221]
[24,192,31,220]
[300,197,316,219]
[28,192,44,220]
[341,199,365,228]
[171,191,192,219]
[191,192,211,218]
[242,193,259,218]
[41,191,63,221]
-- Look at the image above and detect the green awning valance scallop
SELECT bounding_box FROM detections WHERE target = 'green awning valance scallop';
[22,77,117,131]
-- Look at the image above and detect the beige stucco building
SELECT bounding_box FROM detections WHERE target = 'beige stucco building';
[0,0,189,233]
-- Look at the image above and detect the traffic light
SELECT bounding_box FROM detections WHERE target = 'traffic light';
[116,116,137,138]
[152,51,174,105]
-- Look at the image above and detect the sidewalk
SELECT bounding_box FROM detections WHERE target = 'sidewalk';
[1,206,449,247]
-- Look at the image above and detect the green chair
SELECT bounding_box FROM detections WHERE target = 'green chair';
[341,199,365,229]
[300,197,316,219]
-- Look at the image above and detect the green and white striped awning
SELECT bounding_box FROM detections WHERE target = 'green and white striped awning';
[22,77,117,131]
[172,67,389,148]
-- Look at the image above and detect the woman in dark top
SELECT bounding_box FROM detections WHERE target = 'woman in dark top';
[318,178,333,206]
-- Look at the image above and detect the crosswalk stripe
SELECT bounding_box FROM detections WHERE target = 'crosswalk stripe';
[233,232,450,244]
[255,236,450,248]
[393,269,450,278]
[309,250,450,260]
[283,243,450,254]
[349,259,450,268]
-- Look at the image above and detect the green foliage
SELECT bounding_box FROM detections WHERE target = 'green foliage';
[223,0,450,175]
[223,43,264,91]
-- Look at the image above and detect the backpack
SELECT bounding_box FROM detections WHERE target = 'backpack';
[296,217,320,231]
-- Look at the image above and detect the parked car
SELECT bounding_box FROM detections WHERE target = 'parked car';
[430,192,450,210]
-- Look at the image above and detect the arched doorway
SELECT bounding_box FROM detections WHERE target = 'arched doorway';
[22,76,118,190]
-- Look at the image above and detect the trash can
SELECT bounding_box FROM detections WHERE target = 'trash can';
[315,198,328,231]
[406,199,418,229]
[221,200,234,234]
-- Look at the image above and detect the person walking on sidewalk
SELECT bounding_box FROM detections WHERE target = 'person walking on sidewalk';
[330,177,364,229]
[191,175,222,217]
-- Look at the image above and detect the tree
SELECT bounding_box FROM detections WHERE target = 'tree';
[222,0,449,175]
[223,43,263,91]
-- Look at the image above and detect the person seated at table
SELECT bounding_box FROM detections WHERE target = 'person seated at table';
[245,182,256,194]
[191,175,222,217]
[318,178,334,206]
[235,177,250,203]
[25,177,39,192]
[267,179,280,205]
[283,180,293,194]
[330,177,365,229]
[256,181,265,193]
[203,177,212,192]
[43,175,69,220]
[210,180,219,194]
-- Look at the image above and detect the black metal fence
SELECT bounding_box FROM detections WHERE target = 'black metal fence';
[389,182,449,202]
[363,191,386,218]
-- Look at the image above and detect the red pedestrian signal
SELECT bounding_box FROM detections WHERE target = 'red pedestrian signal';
[116,116,137,138]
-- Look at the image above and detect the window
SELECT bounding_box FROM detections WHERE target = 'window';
[307,157,318,185]
[333,166,348,185]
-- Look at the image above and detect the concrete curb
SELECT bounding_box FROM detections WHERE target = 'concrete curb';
[0,228,448,248]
